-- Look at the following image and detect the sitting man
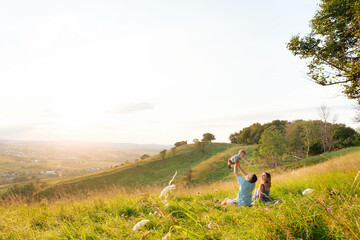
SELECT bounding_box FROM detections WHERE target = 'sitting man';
[221,161,257,207]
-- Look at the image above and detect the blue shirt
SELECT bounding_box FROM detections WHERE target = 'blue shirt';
[236,176,255,206]
[230,154,241,163]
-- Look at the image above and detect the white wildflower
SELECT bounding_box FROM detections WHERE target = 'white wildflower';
[352,170,360,188]
[207,220,213,229]
[132,220,150,231]
[169,171,177,185]
[302,188,314,195]
[159,184,176,199]
[161,232,171,240]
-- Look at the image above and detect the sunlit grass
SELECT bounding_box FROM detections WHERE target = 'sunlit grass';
[0,150,359,239]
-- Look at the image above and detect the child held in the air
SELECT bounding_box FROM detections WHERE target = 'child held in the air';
[227,150,250,169]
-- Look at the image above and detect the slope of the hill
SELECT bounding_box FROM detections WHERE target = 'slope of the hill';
[35,143,239,198]
[191,146,360,184]
[1,148,359,239]
[190,144,256,184]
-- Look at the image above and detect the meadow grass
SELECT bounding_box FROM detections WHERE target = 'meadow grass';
[0,150,359,239]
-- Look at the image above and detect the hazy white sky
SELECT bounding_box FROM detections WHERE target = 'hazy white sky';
[0,0,357,144]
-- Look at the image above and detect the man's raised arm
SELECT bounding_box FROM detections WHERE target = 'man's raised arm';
[234,162,247,179]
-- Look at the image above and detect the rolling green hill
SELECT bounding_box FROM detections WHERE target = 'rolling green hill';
[35,143,241,198]
[34,144,360,199]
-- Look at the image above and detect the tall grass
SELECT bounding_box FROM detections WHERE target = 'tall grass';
[0,150,359,239]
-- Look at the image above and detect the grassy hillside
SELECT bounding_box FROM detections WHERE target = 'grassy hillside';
[191,145,256,184]
[191,146,360,184]
[35,143,238,198]
[0,148,359,239]
[33,145,360,199]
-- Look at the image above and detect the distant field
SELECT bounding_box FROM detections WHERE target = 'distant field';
[0,141,164,187]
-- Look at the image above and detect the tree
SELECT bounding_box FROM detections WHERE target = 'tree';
[334,124,360,148]
[233,121,286,145]
[238,124,263,144]
[140,154,150,160]
[185,167,193,185]
[263,120,288,134]
[174,141,187,147]
[202,133,216,143]
[193,138,199,143]
[171,147,176,157]
[287,0,360,104]
[285,120,306,160]
[160,150,167,161]
[254,128,287,168]
[229,133,238,144]
[195,141,206,154]
[302,121,318,158]
[318,105,338,152]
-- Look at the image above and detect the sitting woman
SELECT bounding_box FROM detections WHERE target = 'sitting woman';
[252,172,271,203]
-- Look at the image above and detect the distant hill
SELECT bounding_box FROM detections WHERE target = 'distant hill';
[0,139,171,150]
[0,140,172,185]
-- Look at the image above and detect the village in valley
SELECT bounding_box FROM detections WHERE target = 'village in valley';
[0,141,160,185]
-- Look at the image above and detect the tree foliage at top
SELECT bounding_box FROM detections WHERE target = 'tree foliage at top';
[287,0,360,103]
[233,118,360,168]
[229,120,287,144]
[253,128,287,168]
[159,149,167,161]
[140,154,150,160]
[202,133,216,143]
[174,141,187,147]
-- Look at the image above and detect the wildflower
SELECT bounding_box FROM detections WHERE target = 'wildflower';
[352,170,360,188]
[302,188,314,195]
[208,220,213,229]
[161,232,171,240]
[154,211,158,215]
[169,171,177,185]
[322,199,325,203]
[326,208,331,212]
[132,220,150,231]
[315,201,319,204]
[159,184,176,199]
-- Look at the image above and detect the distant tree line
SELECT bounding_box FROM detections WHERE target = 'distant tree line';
[159,132,217,160]
[229,108,360,168]
[229,120,287,145]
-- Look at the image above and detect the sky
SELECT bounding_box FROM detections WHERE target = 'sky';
[0,0,358,145]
